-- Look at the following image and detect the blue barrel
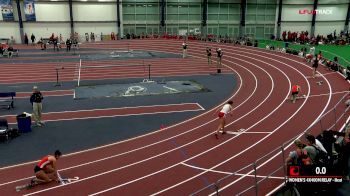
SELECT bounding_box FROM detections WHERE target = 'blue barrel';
[16,114,32,133]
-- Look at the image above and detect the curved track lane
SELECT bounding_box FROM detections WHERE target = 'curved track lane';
[0,40,349,196]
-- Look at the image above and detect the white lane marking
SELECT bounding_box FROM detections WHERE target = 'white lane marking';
[87,45,297,196]
[0,54,246,187]
[181,163,284,180]
[202,42,332,195]
[22,49,272,195]
[162,85,180,92]
[0,102,204,120]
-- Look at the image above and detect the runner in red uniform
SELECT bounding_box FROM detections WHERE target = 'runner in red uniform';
[290,85,301,103]
[34,150,62,183]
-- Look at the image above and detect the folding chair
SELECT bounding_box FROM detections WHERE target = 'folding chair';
[0,118,9,140]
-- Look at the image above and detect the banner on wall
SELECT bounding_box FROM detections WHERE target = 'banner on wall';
[24,0,36,21]
[0,0,14,21]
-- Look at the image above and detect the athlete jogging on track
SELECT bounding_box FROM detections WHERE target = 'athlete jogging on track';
[214,100,233,139]
[34,150,62,183]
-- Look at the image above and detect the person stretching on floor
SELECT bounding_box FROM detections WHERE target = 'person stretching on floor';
[214,100,233,139]
[33,150,62,184]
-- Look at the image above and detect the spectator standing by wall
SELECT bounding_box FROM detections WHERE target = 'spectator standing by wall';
[285,139,307,165]
[66,39,72,52]
[59,34,63,43]
[24,33,29,45]
[53,37,59,51]
[31,33,35,45]
[30,86,44,127]
[303,134,318,165]
[206,47,212,67]
[90,32,94,42]
[216,48,223,68]
[85,33,89,42]
[10,36,15,45]
[182,42,188,58]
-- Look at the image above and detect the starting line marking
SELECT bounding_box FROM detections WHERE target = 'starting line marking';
[219,129,270,134]
[57,171,80,185]
[285,90,349,101]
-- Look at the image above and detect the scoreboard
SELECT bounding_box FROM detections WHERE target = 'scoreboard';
[287,165,343,183]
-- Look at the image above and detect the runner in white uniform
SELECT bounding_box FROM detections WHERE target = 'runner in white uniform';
[214,100,233,139]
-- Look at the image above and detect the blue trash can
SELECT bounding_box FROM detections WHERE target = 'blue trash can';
[16,114,32,133]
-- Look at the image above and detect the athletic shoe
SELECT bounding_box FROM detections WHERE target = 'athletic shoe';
[215,133,219,139]
[222,131,227,135]
[28,178,36,188]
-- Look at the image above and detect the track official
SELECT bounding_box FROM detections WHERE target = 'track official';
[30,86,44,126]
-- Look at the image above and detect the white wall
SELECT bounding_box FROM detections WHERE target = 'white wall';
[281,4,313,22]
[283,0,314,5]
[315,21,344,36]
[281,22,311,33]
[284,0,349,4]
[35,3,70,21]
[316,5,347,21]
[23,22,71,40]
[281,3,348,36]
[74,22,117,41]
[73,3,117,21]
[318,0,349,4]
[0,23,20,41]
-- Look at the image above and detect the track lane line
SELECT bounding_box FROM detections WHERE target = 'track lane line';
[2,41,342,194]
[16,47,271,195]
[1,103,204,124]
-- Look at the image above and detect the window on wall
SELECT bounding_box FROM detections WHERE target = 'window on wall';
[207,1,240,37]
[165,1,201,35]
[246,0,277,33]
[245,0,277,39]
[122,1,160,35]
[124,4,135,14]
[228,4,240,22]
[208,3,219,21]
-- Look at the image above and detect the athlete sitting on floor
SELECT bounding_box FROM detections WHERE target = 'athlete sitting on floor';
[33,150,62,184]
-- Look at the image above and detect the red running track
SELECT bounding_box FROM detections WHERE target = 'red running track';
[0,40,349,196]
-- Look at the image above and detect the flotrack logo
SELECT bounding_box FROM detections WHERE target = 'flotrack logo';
[299,9,333,15]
